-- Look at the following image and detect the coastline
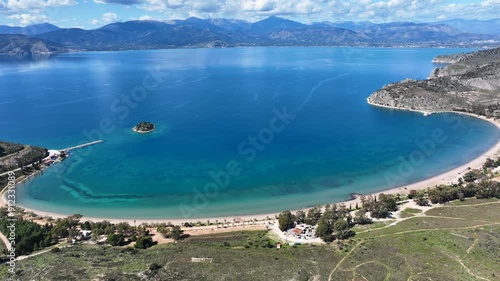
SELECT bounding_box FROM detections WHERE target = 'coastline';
[132,127,155,134]
[3,102,500,225]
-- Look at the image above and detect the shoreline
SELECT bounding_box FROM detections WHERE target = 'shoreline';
[132,127,155,134]
[3,103,500,225]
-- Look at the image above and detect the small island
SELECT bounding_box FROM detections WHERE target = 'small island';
[133,122,155,134]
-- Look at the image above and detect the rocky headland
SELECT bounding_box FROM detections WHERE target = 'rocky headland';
[0,34,67,57]
[368,47,500,116]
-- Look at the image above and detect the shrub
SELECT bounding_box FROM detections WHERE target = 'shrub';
[149,263,161,271]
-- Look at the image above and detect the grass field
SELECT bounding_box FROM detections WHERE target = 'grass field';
[1,198,499,281]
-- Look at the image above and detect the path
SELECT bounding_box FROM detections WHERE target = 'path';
[328,201,500,281]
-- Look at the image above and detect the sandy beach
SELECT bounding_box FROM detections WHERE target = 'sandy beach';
[3,104,500,226]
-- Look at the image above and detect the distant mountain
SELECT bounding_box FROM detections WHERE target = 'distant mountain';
[37,21,231,50]
[360,22,465,44]
[206,18,251,32]
[0,23,60,35]
[172,17,226,32]
[0,17,499,55]
[433,18,500,35]
[249,16,306,34]
[36,28,121,49]
[266,26,366,45]
[313,21,377,31]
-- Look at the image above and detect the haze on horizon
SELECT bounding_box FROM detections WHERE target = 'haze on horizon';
[0,0,499,29]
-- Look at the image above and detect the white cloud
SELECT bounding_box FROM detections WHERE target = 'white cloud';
[242,0,276,12]
[138,15,153,20]
[2,0,77,11]
[4,0,500,28]
[89,12,121,26]
[101,12,120,23]
[7,13,49,25]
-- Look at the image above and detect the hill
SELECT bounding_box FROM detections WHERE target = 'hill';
[0,23,60,35]
[0,141,48,174]
[0,34,66,57]
[433,18,500,35]
[368,47,500,115]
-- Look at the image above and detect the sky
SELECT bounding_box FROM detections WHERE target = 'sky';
[0,0,499,28]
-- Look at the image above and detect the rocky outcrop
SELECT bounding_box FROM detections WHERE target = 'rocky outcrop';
[133,122,155,133]
[368,47,500,116]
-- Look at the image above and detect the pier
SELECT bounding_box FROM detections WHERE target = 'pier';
[60,140,103,152]
[0,140,104,177]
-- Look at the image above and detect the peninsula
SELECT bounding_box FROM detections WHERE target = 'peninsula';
[368,47,500,116]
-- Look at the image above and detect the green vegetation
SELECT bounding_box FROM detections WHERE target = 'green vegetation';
[107,233,125,246]
[0,215,53,256]
[134,236,155,249]
[1,153,500,279]
[277,210,294,231]
[1,199,498,280]
[399,207,422,218]
[360,193,398,218]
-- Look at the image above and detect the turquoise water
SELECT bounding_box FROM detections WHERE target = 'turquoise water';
[1,47,498,219]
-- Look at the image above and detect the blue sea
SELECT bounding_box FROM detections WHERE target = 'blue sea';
[1,47,498,219]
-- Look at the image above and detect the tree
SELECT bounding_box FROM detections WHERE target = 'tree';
[378,193,398,212]
[333,219,352,240]
[278,211,295,231]
[295,210,306,224]
[305,206,322,225]
[171,225,184,240]
[353,208,371,225]
[463,170,479,183]
[414,194,430,206]
[407,190,417,199]
[135,236,154,249]
[370,204,390,219]
[460,183,477,198]
[483,158,495,170]
[107,233,124,246]
[316,217,333,242]
[104,225,115,235]
[116,222,131,235]
[81,221,92,230]
[157,226,170,238]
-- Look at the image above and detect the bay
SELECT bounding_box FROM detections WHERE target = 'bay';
[0,47,498,219]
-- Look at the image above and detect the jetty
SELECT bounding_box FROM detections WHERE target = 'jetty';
[0,140,103,177]
[60,140,103,152]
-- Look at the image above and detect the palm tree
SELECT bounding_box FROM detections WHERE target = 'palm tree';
[215,220,219,228]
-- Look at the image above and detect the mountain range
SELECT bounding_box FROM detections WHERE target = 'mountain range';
[0,16,499,56]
